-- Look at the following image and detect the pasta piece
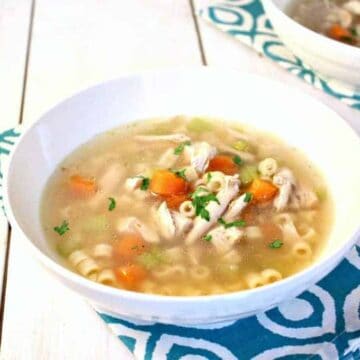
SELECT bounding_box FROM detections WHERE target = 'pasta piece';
[134,133,190,143]
[221,249,242,264]
[77,258,99,277]
[183,166,199,182]
[261,269,282,284]
[152,264,187,279]
[69,250,88,268]
[258,158,278,178]
[117,217,160,243]
[189,265,211,281]
[88,273,98,281]
[204,171,226,193]
[163,246,185,263]
[97,269,116,286]
[297,223,317,243]
[92,243,113,259]
[292,241,313,259]
[274,213,302,244]
[179,200,196,218]
[245,272,266,289]
[244,226,263,240]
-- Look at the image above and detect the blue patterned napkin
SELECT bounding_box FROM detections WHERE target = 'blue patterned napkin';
[199,0,360,110]
[1,128,360,359]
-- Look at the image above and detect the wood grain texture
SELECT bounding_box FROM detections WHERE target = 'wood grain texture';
[194,0,360,134]
[0,0,33,310]
[1,0,201,359]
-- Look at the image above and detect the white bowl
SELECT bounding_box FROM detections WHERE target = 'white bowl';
[262,0,360,88]
[4,68,360,325]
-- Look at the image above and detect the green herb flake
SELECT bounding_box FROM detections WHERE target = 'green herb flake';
[269,239,283,249]
[172,169,187,180]
[233,155,243,166]
[174,140,191,155]
[191,192,220,221]
[218,217,246,229]
[140,177,150,190]
[203,234,212,242]
[207,172,212,183]
[244,192,253,203]
[53,220,70,236]
[108,197,116,211]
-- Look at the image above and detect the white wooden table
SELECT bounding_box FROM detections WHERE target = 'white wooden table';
[0,1,359,359]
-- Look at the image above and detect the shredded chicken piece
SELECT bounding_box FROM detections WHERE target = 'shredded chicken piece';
[343,0,360,15]
[154,202,176,240]
[208,226,243,254]
[185,175,240,244]
[278,217,301,244]
[222,193,248,222]
[124,176,143,191]
[217,144,256,163]
[117,217,159,243]
[289,186,319,210]
[184,142,217,173]
[273,168,296,212]
[172,212,193,236]
[157,148,179,168]
[134,133,190,143]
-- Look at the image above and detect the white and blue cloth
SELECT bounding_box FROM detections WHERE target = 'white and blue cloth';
[1,124,359,360]
[199,0,360,110]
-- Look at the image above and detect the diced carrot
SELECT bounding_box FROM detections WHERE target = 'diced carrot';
[164,193,189,210]
[327,24,351,40]
[113,233,148,261]
[207,155,238,175]
[150,170,188,196]
[69,175,96,194]
[247,178,278,203]
[114,264,147,289]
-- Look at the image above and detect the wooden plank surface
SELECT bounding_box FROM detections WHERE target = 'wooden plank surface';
[1,1,201,359]
[194,0,360,134]
[0,0,33,314]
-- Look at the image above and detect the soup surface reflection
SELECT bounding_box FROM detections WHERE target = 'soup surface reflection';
[41,116,333,296]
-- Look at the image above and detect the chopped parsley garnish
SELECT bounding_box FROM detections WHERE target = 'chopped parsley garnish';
[350,27,357,36]
[207,172,212,182]
[244,192,253,203]
[174,140,191,155]
[203,234,212,242]
[54,220,70,236]
[140,177,150,190]
[218,218,246,229]
[172,169,187,180]
[191,191,220,221]
[269,239,283,249]
[108,197,116,211]
[233,155,243,166]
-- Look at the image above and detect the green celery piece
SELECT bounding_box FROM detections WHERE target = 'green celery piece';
[57,234,82,257]
[81,215,109,232]
[239,165,258,185]
[187,118,213,133]
[232,139,250,152]
[137,248,166,269]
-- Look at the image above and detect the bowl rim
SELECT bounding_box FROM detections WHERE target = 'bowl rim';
[4,66,360,305]
[262,0,360,56]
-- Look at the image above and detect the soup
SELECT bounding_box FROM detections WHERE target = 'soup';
[289,0,360,47]
[41,116,332,296]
